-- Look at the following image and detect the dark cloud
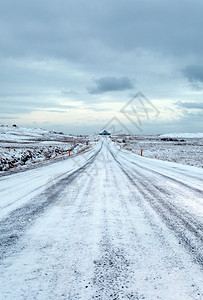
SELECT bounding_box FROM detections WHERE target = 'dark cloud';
[176,101,203,110]
[88,77,133,94]
[1,0,203,70]
[0,0,203,60]
[183,66,203,84]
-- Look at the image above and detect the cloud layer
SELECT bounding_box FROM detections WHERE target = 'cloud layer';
[0,0,203,133]
[88,77,133,94]
[176,101,203,110]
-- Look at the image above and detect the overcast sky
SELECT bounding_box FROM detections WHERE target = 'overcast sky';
[0,0,203,134]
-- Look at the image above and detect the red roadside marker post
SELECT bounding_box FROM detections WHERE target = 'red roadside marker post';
[141,149,143,156]
[68,150,71,157]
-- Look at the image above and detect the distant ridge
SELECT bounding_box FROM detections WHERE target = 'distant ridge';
[160,133,203,138]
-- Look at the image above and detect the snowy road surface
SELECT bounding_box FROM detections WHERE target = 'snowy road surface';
[0,139,202,299]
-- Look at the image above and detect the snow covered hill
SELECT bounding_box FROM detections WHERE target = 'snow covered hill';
[160,132,203,138]
[0,125,96,173]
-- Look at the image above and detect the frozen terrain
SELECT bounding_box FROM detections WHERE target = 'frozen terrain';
[112,134,203,168]
[0,125,95,172]
[160,133,203,138]
[0,138,202,299]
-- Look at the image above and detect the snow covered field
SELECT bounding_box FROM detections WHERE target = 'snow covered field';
[0,138,202,299]
[0,125,95,173]
[112,133,203,168]
[1,126,202,173]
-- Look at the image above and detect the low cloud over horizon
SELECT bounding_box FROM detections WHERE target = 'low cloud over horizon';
[88,76,134,94]
[0,0,202,134]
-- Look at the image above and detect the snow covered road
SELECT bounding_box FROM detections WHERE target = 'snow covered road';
[0,139,202,299]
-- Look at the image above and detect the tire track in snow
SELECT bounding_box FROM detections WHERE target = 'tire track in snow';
[0,147,101,260]
[92,147,161,299]
[118,150,202,194]
[111,149,203,266]
[93,238,134,299]
[92,160,136,299]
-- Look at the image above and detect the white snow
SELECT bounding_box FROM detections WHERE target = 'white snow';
[160,132,203,138]
[0,124,96,172]
[0,125,53,141]
[112,134,203,168]
[0,138,202,299]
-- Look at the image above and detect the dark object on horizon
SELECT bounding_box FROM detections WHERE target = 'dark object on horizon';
[161,137,179,142]
[99,130,110,136]
[160,137,185,142]
[12,124,17,127]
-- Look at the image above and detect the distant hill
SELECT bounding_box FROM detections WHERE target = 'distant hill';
[159,133,203,138]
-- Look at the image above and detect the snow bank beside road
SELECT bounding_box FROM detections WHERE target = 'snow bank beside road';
[0,125,95,173]
[112,134,203,168]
